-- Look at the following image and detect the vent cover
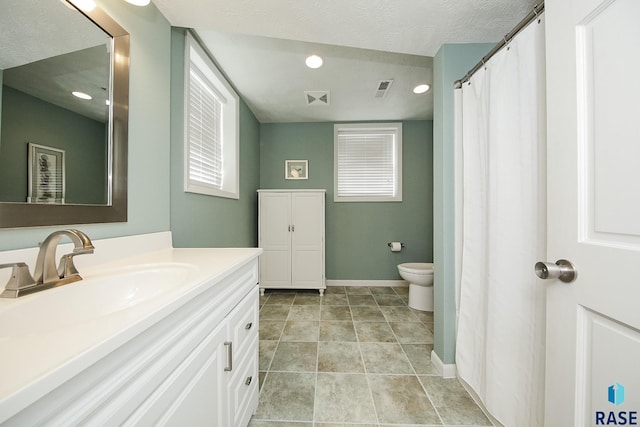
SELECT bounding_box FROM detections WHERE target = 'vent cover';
[304,91,330,106]
[375,79,394,98]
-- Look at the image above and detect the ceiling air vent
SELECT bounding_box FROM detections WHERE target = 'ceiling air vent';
[375,79,394,98]
[304,91,330,106]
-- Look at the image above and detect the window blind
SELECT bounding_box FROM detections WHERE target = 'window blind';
[187,67,223,189]
[336,129,397,197]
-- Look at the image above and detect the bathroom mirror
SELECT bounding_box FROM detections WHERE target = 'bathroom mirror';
[0,0,129,228]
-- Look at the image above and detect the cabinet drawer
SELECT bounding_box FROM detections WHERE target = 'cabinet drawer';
[229,340,259,427]
[228,286,259,358]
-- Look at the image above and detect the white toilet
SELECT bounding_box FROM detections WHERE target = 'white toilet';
[397,263,434,311]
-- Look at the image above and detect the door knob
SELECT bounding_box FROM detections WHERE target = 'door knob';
[534,259,577,283]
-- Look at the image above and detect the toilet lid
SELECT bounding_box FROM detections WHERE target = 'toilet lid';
[399,262,434,274]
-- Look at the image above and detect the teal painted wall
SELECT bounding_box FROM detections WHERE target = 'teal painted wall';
[0,86,107,204]
[0,0,172,250]
[169,28,261,248]
[433,43,493,364]
[260,121,433,280]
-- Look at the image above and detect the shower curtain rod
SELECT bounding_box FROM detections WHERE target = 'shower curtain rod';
[454,1,544,89]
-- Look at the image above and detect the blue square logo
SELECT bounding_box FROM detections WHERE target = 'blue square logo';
[608,383,625,407]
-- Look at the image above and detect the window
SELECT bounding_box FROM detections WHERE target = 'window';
[334,123,402,202]
[184,32,239,199]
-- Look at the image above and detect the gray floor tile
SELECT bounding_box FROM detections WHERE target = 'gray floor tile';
[317,341,364,373]
[314,373,378,424]
[351,306,386,322]
[360,342,414,374]
[355,321,397,343]
[369,287,397,295]
[345,286,372,295]
[254,372,316,421]
[252,287,489,427]
[260,304,291,320]
[368,374,441,425]
[320,305,352,321]
[402,344,437,375]
[293,293,321,305]
[420,376,493,426]
[259,340,278,371]
[319,321,357,342]
[324,286,346,295]
[411,307,435,323]
[321,293,349,306]
[287,305,321,321]
[348,294,377,306]
[260,320,286,341]
[281,320,319,342]
[373,294,406,306]
[265,294,296,305]
[270,341,317,372]
[380,306,421,322]
[389,321,434,344]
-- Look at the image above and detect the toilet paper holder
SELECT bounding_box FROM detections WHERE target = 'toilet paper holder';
[387,242,405,248]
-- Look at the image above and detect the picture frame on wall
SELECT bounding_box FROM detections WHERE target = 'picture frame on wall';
[285,160,309,180]
[27,143,65,204]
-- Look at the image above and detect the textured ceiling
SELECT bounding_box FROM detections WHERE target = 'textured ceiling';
[153,0,538,122]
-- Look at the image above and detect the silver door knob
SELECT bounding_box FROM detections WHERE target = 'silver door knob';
[535,259,577,283]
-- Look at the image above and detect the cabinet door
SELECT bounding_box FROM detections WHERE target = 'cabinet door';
[291,192,324,288]
[259,193,292,287]
[133,323,229,427]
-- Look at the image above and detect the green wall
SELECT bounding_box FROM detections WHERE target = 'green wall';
[0,86,107,204]
[260,121,433,280]
[433,43,493,365]
[0,0,172,250]
[169,28,261,248]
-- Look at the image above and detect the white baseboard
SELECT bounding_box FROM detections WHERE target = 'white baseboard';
[326,280,408,288]
[431,350,457,378]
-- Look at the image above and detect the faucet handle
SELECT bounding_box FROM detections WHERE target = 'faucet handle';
[0,263,37,297]
[57,254,82,279]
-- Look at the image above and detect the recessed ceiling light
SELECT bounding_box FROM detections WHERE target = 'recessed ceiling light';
[72,91,92,100]
[305,55,323,69]
[124,0,151,5]
[413,84,430,94]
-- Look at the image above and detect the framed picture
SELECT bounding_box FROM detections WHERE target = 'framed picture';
[285,160,308,180]
[27,143,65,204]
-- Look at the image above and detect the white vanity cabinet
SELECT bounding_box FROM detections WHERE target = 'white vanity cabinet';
[258,189,326,295]
[1,252,260,427]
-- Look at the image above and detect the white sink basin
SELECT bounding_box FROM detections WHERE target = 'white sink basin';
[0,263,198,337]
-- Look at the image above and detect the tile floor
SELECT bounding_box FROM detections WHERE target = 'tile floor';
[249,285,493,427]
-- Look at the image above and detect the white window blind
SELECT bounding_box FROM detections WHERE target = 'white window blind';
[183,32,240,200]
[187,67,224,189]
[334,123,402,202]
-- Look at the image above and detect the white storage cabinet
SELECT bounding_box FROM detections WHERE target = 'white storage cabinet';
[258,190,326,295]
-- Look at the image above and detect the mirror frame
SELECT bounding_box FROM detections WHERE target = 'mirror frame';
[0,1,129,229]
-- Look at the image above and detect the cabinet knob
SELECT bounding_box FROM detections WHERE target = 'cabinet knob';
[224,341,233,371]
[245,322,253,330]
[245,376,253,386]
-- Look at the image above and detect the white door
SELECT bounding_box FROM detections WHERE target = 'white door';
[259,192,292,287]
[545,0,640,425]
[291,192,324,288]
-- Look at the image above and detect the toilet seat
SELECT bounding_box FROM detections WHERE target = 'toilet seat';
[398,262,433,275]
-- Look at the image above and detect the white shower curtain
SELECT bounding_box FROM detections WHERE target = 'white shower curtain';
[455,14,546,427]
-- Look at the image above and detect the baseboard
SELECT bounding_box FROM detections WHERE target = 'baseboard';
[326,280,408,288]
[430,350,457,378]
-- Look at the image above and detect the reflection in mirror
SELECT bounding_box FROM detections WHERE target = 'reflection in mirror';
[0,0,129,228]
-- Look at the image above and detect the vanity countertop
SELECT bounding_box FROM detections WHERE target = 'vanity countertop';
[0,245,262,422]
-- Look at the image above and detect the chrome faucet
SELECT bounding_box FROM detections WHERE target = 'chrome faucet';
[0,229,94,298]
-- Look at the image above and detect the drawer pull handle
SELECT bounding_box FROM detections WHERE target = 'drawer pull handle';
[224,341,233,372]
[245,322,253,330]
[245,376,253,386]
